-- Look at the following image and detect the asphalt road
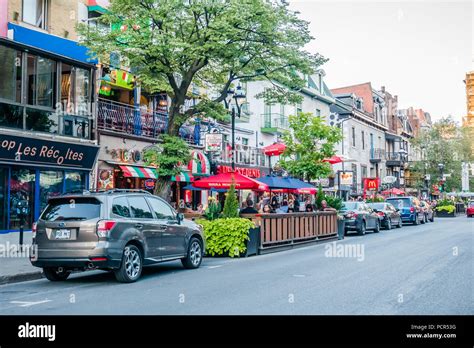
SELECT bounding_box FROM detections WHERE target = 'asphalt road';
[0,216,472,315]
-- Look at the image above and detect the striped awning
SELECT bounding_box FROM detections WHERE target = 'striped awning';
[187,151,210,176]
[171,171,194,182]
[119,165,158,179]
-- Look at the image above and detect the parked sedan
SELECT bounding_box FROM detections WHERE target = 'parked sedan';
[385,197,424,225]
[341,202,380,235]
[420,200,434,223]
[467,201,474,218]
[367,202,402,230]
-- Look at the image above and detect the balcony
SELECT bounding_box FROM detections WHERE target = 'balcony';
[385,152,404,167]
[369,148,385,163]
[97,99,168,139]
[261,114,290,134]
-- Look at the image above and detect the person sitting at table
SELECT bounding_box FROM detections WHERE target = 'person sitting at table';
[240,199,259,214]
[196,203,204,214]
[319,200,336,212]
[305,202,314,212]
[261,203,275,214]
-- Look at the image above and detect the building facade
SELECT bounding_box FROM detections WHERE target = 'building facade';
[0,0,100,232]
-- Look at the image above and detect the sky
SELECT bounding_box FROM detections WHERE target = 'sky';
[289,0,473,123]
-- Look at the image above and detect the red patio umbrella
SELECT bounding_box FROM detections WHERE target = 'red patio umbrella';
[263,143,286,156]
[322,155,343,164]
[192,172,269,191]
[381,188,405,196]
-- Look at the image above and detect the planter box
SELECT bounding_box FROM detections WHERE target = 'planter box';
[435,210,456,218]
[242,227,260,257]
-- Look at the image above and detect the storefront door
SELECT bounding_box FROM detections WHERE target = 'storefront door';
[0,167,8,230]
[9,168,35,230]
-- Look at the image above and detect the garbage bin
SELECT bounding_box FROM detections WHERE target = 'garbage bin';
[337,219,345,240]
[243,227,259,257]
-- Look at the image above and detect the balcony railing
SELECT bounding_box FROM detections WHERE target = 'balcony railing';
[97,99,168,138]
[370,148,385,162]
[261,113,289,134]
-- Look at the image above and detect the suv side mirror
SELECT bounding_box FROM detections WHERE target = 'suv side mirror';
[177,213,184,224]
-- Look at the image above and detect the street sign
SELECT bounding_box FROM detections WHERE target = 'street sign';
[205,133,223,152]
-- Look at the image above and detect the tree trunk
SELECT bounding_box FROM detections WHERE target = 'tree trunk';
[167,92,186,136]
[154,177,172,202]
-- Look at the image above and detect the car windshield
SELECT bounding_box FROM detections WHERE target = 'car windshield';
[469,201,474,207]
[342,202,359,211]
[41,198,101,222]
[386,198,411,209]
[368,203,386,210]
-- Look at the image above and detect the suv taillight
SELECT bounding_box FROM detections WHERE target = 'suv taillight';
[97,220,116,238]
[410,207,415,213]
[32,222,37,239]
[377,211,385,217]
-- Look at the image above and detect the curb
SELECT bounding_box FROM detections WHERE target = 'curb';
[0,271,44,286]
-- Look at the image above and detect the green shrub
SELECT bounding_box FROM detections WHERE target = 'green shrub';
[435,205,455,214]
[197,218,254,257]
[315,182,324,210]
[325,195,343,211]
[204,197,221,220]
[437,198,454,207]
[222,183,239,218]
[366,195,385,203]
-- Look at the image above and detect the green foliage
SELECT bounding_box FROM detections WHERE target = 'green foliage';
[204,197,221,221]
[435,205,455,213]
[197,218,254,257]
[315,183,325,210]
[410,116,474,192]
[78,0,326,135]
[437,198,454,207]
[222,184,239,218]
[366,196,385,203]
[142,135,191,177]
[279,112,342,181]
[325,195,344,211]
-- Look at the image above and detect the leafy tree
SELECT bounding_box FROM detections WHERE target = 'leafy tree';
[143,134,191,199]
[77,0,326,135]
[410,116,474,192]
[279,112,342,182]
[222,183,239,218]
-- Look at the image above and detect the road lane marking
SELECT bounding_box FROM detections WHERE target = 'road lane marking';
[293,274,306,278]
[10,300,51,307]
[207,265,223,269]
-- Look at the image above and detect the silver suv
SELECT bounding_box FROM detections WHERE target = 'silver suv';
[31,190,205,283]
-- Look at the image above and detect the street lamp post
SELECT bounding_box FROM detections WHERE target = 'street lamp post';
[225,85,246,171]
[438,163,445,197]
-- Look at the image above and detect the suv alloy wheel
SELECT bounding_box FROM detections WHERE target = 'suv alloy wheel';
[114,245,143,283]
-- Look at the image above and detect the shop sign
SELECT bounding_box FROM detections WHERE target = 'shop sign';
[217,165,261,178]
[111,148,142,163]
[0,133,99,170]
[364,178,379,190]
[144,179,155,190]
[339,171,353,186]
[98,169,114,190]
[205,133,223,152]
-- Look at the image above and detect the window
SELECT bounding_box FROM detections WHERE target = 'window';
[361,165,367,180]
[280,104,285,116]
[64,172,86,193]
[0,46,22,103]
[60,64,90,115]
[147,197,174,220]
[39,171,63,213]
[41,198,101,221]
[361,131,365,149]
[22,0,48,30]
[26,54,56,107]
[128,196,153,219]
[351,127,356,147]
[296,101,302,115]
[316,109,321,117]
[112,197,131,218]
[242,137,249,146]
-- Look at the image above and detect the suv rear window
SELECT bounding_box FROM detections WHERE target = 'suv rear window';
[386,198,411,208]
[41,198,101,221]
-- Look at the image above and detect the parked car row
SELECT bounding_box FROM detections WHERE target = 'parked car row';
[30,190,205,283]
[341,196,435,236]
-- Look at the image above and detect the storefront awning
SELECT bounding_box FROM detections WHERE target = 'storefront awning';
[171,172,194,182]
[187,151,210,176]
[119,165,158,179]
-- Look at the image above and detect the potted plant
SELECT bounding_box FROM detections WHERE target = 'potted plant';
[325,195,345,240]
[434,199,456,217]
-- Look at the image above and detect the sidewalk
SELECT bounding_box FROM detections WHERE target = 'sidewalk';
[0,231,44,285]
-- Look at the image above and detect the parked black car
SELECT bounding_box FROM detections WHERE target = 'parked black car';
[367,202,402,230]
[341,202,380,235]
[31,189,205,283]
[420,200,434,223]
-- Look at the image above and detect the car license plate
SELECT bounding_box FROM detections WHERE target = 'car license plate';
[55,229,71,240]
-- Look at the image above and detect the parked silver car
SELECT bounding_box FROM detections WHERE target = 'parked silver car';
[31,190,205,283]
